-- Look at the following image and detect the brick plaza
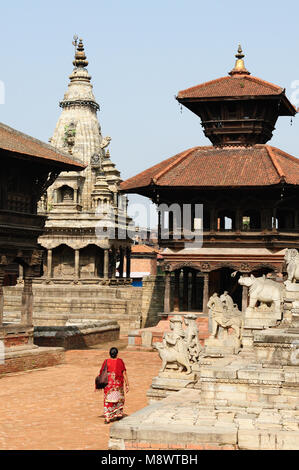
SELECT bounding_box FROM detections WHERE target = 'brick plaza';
[0,338,161,450]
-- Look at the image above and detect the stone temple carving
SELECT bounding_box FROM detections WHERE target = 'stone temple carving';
[154,316,192,374]
[207,292,243,346]
[184,314,203,363]
[284,248,299,284]
[238,274,284,320]
[100,136,112,150]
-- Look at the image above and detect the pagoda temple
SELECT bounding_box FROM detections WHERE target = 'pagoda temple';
[120,46,299,314]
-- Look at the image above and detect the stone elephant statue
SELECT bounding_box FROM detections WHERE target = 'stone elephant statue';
[238,274,284,319]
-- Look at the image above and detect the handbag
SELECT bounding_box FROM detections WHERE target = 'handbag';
[95,360,108,389]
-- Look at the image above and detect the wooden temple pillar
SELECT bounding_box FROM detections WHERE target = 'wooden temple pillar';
[182,269,189,311]
[191,270,197,310]
[126,247,131,279]
[202,272,209,314]
[164,270,171,314]
[119,247,124,278]
[173,270,180,311]
[111,247,117,278]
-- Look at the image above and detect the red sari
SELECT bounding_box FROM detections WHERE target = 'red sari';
[99,358,126,421]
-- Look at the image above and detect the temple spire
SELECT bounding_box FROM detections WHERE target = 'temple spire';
[229,44,250,76]
[73,38,89,68]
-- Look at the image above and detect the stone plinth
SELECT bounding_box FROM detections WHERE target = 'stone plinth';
[147,369,200,402]
[33,320,120,349]
[253,327,299,366]
[4,284,143,335]
[204,334,241,357]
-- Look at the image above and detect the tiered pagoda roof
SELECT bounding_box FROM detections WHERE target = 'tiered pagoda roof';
[120,145,299,194]
[120,46,298,195]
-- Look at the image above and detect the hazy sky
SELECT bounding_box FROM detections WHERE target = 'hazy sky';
[1,1,299,227]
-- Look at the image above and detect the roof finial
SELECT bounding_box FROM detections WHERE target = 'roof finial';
[73,38,89,68]
[229,44,250,76]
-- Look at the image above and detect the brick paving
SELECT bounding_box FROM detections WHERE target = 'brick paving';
[0,337,161,450]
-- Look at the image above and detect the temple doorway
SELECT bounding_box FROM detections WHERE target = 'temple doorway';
[173,268,204,312]
[209,267,242,310]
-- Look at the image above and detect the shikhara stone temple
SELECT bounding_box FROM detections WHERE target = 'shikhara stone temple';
[108,46,299,450]
[3,39,164,336]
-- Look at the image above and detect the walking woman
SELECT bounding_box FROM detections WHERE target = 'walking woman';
[98,347,129,424]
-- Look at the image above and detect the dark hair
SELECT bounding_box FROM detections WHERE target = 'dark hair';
[109,347,118,359]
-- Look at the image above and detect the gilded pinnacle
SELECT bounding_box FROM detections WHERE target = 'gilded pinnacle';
[229,44,250,76]
[73,38,89,68]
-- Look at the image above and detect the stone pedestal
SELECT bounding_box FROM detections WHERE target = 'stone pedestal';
[147,368,200,402]
[204,334,241,357]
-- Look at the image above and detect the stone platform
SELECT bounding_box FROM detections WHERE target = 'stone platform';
[0,345,65,375]
[110,354,299,450]
[33,320,120,349]
[3,284,143,334]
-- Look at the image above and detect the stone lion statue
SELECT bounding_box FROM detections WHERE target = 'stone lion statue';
[153,316,192,374]
[284,248,299,284]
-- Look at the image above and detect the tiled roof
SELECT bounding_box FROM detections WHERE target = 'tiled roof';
[0,122,85,170]
[120,145,299,191]
[177,75,285,99]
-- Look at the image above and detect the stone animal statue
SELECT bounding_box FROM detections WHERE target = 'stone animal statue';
[154,341,192,374]
[100,136,112,149]
[153,317,192,374]
[238,274,284,318]
[284,249,299,284]
[207,293,243,341]
[184,314,203,362]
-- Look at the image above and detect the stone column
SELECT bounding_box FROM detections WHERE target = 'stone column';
[183,269,189,311]
[164,271,171,314]
[126,248,131,279]
[0,270,4,325]
[119,247,124,278]
[202,272,209,314]
[104,249,109,279]
[174,270,180,312]
[47,249,52,280]
[21,274,33,326]
[74,249,80,281]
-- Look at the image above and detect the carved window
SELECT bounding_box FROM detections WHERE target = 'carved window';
[242,210,261,231]
[217,210,235,231]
